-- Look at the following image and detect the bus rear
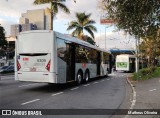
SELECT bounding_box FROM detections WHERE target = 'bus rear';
[116,54,136,72]
[116,55,129,71]
[15,30,56,83]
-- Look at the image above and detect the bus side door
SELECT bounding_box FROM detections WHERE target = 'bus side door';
[66,44,75,82]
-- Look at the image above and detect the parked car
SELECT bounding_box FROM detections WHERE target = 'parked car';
[0,65,14,74]
[0,66,9,73]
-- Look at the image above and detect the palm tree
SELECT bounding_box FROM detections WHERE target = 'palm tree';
[82,35,95,45]
[67,12,97,40]
[33,0,70,30]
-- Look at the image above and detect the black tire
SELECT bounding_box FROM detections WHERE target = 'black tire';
[76,71,83,85]
[84,71,90,83]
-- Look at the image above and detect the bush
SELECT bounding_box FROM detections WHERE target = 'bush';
[141,68,151,75]
[132,66,160,80]
[140,66,155,75]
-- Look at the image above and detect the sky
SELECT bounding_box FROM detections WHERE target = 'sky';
[0,0,136,50]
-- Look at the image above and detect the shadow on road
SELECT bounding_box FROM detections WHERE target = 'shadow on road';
[23,76,110,93]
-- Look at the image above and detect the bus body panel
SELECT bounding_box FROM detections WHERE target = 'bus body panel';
[57,57,67,83]
[18,72,56,83]
[18,54,51,72]
[101,63,108,76]
[75,63,97,79]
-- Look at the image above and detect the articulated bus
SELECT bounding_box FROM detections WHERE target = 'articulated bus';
[116,54,136,72]
[15,30,112,84]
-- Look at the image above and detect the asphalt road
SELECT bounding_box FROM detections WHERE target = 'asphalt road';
[0,72,131,118]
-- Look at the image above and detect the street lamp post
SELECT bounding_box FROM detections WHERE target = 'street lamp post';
[105,26,107,50]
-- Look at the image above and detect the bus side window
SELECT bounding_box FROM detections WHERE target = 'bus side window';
[57,38,68,62]
[75,45,89,63]
[88,49,97,64]
[103,52,109,64]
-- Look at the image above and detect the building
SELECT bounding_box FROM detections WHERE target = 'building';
[10,8,51,37]
[10,24,21,37]
[19,8,51,30]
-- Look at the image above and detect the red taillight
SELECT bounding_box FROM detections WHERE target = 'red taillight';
[46,60,51,71]
[17,60,21,71]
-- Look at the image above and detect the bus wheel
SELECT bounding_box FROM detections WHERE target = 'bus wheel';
[84,71,90,83]
[76,71,82,85]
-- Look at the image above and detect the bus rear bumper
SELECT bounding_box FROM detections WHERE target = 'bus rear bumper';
[16,72,57,83]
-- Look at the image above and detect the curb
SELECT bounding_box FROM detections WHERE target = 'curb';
[125,76,137,118]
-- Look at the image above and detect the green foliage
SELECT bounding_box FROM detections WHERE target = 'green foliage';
[133,67,160,80]
[99,0,160,39]
[140,66,155,75]
[139,35,160,67]
[67,12,97,39]
[0,24,7,50]
[100,0,160,67]
[82,35,95,45]
[34,0,70,14]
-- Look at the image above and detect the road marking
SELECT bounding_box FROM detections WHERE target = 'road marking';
[83,84,90,87]
[21,99,40,105]
[52,92,63,96]
[149,89,156,92]
[93,82,99,84]
[70,87,79,91]
[19,83,38,88]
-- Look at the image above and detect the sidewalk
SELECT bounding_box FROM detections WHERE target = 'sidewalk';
[129,77,160,118]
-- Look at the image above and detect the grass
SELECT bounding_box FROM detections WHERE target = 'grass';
[133,67,160,81]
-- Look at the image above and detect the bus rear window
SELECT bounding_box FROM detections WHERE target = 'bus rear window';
[17,33,51,54]
[19,53,48,56]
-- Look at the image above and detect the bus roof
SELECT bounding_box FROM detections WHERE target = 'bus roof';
[116,54,136,58]
[19,30,111,54]
[55,31,110,53]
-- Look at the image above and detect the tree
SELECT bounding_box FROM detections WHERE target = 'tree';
[33,0,70,30]
[67,12,97,41]
[0,24,7,52]
[99,0,160,39]
[99,0,160,68]
[81,35,95,45]
[139,31,160,67]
